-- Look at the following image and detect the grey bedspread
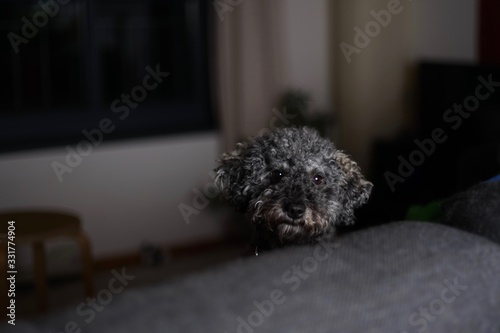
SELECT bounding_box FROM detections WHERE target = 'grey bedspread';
[4,221,500,333]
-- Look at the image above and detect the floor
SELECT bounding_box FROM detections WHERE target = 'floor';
[15,243,245,320]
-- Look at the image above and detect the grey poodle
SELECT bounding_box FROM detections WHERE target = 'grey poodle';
[214,127,372,254]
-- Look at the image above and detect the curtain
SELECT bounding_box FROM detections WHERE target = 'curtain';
[212,0,288,151]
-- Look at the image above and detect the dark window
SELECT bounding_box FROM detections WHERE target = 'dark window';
[0,0,214,153]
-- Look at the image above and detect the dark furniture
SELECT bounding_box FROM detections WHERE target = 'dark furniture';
[0,211,93,315]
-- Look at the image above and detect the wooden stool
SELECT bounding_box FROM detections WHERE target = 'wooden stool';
[0,211,94,314]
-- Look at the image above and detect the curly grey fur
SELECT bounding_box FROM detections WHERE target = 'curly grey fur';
[214,127,372,251]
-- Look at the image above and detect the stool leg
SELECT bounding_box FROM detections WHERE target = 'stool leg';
[74,233,94,298]
[33,242,48,313]
[0,245,7,320]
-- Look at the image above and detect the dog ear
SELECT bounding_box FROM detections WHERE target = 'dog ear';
[214,142,263,213]
[333,151,373,223]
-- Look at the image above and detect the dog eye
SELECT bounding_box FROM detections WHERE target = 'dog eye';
[313,174,324,185]
[270,170,284,183]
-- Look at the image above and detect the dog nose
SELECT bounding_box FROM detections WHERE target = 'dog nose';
[285,203,305,220]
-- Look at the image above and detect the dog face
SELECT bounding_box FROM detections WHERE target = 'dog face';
[214,127,372,244]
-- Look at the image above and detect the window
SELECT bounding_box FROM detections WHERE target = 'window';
[0,0,214,152]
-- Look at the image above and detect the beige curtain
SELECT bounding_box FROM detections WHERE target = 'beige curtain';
[212,0,288,151]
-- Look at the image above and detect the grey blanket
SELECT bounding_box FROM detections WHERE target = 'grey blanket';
[4,221,500,333]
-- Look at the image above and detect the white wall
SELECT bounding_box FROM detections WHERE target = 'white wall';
[334,0,478,169]
[0,132,229,265]
[335,0,414,168]
[412,0,477,62]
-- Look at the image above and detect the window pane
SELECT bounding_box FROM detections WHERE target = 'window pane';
[95,0,195,106]
[0,2,87,114]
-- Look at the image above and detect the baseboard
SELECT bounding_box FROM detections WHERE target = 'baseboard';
[93,236,244,271]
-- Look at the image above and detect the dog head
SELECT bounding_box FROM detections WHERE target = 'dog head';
[214,127,372,245]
